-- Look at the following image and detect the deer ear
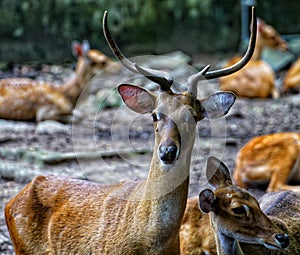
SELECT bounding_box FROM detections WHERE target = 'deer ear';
[200,92,235,119]
[199,189,215,213]
[82,40,90,55]
[206,156,233,189]
[71,40,83,58]
[118,84,156,114]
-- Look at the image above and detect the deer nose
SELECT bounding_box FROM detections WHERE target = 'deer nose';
[159,145,178,164]
[275,233,289,249]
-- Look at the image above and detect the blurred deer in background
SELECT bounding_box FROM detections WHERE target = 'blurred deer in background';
[4,9,257,255]
[180,196,216,255]
[220,18,289,99]
[283,58,300,93]
[233,132,300,192]
[180,156,300,255]
[0,40,119,122]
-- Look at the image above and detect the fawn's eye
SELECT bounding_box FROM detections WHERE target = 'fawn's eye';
[232,207,246,215]
[232,205,250,217]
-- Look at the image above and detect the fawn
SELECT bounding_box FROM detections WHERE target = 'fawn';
[180,156,292,255]
[233,132,300,192]
[220,18,289,98]
[0,40,119,122]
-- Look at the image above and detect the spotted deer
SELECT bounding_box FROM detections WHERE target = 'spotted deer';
[233,132,300,192]
[220,18,289,98]
[180,156,299,255]
[4,9,256,255]
[283,58,300,93]
[0,40,119,122]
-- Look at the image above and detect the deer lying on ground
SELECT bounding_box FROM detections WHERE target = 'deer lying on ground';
[180,156,299,255]
[220,18,289,98]
[0,40,119,122]
[233,132,300,192]
[283,58,300,93]
[4,9,257,255]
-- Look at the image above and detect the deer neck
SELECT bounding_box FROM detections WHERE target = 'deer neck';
[211,216,237,255]
[251,35,265,61]
[137,132,194,234]
[59,57,93,106]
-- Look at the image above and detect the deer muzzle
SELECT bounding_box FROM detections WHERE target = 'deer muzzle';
[159,144,179,165]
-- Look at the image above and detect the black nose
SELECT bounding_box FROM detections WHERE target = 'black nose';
[159,145,178,163]
[275,233,289,249]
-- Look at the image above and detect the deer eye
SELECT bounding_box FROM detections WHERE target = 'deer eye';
[151,112,162,122]
[232,206,247,215]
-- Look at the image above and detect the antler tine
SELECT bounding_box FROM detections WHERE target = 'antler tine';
[204,6,257,80]
[187,65,211,95]
[102,11,174,91]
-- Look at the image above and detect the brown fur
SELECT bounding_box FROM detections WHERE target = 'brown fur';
[0,42,119,122]
[180,197,216,255]
[283,58,300,93]
[179,157,298,255]
[5,84,236,254]
[233,132,300,192]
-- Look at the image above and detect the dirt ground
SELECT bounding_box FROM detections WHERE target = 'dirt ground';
[0,54,299,254]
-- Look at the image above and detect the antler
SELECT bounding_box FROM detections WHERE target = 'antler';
[204,7,257,79]
[186,7,257,96]
[102,11,173,92]
[103,7,256,95]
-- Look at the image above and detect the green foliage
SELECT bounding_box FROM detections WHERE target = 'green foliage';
[0,0,299,63]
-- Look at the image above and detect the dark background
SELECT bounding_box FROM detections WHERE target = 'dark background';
[0,0,299,64]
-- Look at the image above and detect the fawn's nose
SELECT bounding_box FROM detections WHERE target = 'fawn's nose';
[275,233,289,249]
[159,145,179,164]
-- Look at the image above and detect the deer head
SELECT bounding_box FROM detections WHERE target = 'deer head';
[199,156,290,255]
[103,8,257,176]
[257,18,289,52]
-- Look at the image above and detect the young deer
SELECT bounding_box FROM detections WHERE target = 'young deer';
[198,156,290,255]
[180,157,299,255]
[4,10,256,255]
[0,40,119,122]
[220,18,289,98]
[283,58,300,93]
[233,132,300,192]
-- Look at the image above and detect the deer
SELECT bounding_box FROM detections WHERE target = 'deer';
[180,156,299,255]
[283,57,300,93]
[0,40,119,122]
[4,9,257,255]
[219,18,289,99]
[233,132,300,192]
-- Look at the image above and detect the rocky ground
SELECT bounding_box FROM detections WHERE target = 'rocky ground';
[0,53,299,254]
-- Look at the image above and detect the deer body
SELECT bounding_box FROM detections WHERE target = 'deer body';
[283,57,300,93]
[5,10,257,255]
[233,132,300,192]
[6,176,188,254]
[220,19,288,98]
[0,41,117,122]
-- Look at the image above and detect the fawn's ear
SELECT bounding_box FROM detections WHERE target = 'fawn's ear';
[199,189,215,213]
[199,92,236,119]
[71,40,82,57]
[118,84,156,114]
[206,156,233,189]
[71,40,90,58]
